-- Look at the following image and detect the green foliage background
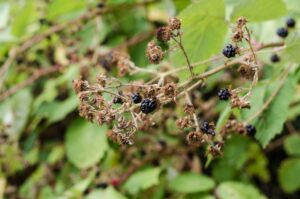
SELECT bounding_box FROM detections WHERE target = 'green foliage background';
[0,0,300,198]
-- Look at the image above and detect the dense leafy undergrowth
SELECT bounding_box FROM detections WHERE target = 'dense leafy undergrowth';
[0,0,300,199]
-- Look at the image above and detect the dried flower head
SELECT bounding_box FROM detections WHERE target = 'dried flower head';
[163,83,177,100]
[237,16,248,28]
[72,78,89,94]
[168,17,181,30]
[232,30,244,43]
[186,131,211,146]
[230,90,251,109]
[146,41,164,64]
[208,141,223,157]
[221,120,247,136]
[183,104,195,115]
[156,26,172,42]
[176,117,192,129]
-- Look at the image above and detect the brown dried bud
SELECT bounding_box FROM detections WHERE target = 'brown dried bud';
[230,91,251,109]
[221,120,247,136]
[176,117,191,129]
[168,17,181,30]
[237,16,248,28]
[146,41,164,64]
[186,131,207,146]
[184,104,195,115]
[156,26,172,42]
[163,83,177,100]
[237,64,255,80]
[96,75,106,88]
[232,30,244,43]
[72,79,89,94]
[208,141,223,157]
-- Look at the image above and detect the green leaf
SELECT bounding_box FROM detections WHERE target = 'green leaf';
[170,0,227,69]
[65,119,108,169]
[278,158,300,193]
[284,135,300,156]
[47,0,85,20]
[231,0,287,22]
[216,105,231,132]
[169,172,215,193]
[38,95,78,124]
[222,135,251,169]
[241,85,266,123]
[284,37,300,63]
[0,3,10,29]
[0,89,32,138]
[123,167,162,195]
[85,187,128,199]
[216,182,267,199]
[256,77,296,147]
[11,0,36,37]
[62,171,95,198]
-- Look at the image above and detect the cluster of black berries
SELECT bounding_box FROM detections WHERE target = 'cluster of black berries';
[245,124,256,136]
[133,93,157,114]
[218,88,231,100]
[140,98,157,114]
[113,91,157,114]
[222,44,236,58]
[277,17,296,38]
[200,122,216,136]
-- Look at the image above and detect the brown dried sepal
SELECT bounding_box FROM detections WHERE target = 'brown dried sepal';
[168,17,181,30]
[220,120,246,136]
[238,64,256,80]
[163,83,177,100]
[186,131,209,147]
[146,41,164,64]
[156,26,172,42]
[208,141,224,157]
[72,78,89,94]
[183,104,195,115]
[230,91,251,109]
[176,117,192,129]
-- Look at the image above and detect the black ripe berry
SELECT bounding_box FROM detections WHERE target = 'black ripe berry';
[286,18,296,28]
[222,44,236,58]
[277,27,289,38]
[200,122,215,136]
[245,124,256,136]
[218,88,231,100]
[131,93,142,104]
[113,96,123,104]
[140,98,157,114]
[270,54,280,63]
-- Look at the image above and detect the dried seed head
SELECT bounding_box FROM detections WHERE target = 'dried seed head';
[184,104,195,115]
[168,17,181,30]
[163,83,177,100]
[72,78,89,94]
[176,117,191,129]
[237,16,248,28]
[238,64,256,80]
[208,141,223,157]
[146,41,164,64]
[186,131,207,146]
[156,26,172,42]
[96,75,106,88]
[232,30,244,43]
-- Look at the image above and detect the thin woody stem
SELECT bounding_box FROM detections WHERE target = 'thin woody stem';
[172,35,194,77]
[245,26,257,64]
[185,91,200,131]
